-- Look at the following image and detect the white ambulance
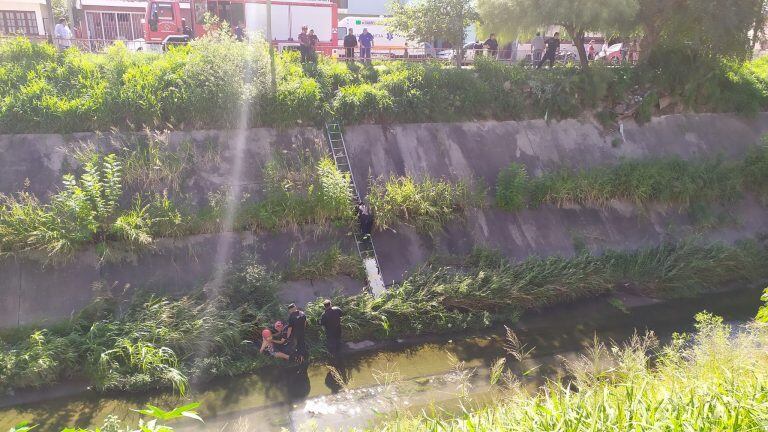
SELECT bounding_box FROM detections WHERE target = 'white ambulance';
[336,16,432,58]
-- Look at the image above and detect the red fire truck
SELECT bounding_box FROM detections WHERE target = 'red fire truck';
[143,0,338,52]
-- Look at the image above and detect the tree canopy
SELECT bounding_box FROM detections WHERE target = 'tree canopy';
[479,0,637,68]
[388,0,480,66]
[479,0,766,65]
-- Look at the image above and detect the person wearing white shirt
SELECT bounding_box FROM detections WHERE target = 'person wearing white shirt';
[54,18,73,51]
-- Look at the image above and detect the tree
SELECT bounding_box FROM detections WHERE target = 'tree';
[634,0,764,60]
[388,0,480,68]
[51,0,74,21]
[478,0,638,69]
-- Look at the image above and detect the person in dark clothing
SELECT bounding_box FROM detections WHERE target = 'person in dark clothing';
[298,25,310,63]
[343,28,357,61]
[271,321,291,354]
[320,299,344,357]
[234,22,244,42]
[181,18,194,40]
[308,29,319,63]
[356,201,374,239]
[484,33,499,59]
[537,32,560,69]
[286,303,308,359]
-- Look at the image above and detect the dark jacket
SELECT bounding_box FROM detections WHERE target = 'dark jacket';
[344,34,358,48]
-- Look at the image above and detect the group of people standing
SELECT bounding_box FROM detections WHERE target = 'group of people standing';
[259,300,345,362]
[298,25,320,62]
[342,28,375,62]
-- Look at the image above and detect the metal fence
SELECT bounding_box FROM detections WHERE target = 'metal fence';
[1,35,639,66]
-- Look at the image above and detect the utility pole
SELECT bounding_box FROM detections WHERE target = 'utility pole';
[266,0,277,93]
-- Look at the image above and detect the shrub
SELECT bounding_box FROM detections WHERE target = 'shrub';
[333,83,394,123]
[2,37,768,132]
[368,176,485,234]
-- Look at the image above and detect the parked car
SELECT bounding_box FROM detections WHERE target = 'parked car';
[438,42,485,65]
[389,42,439,59]
[597,43,624,64]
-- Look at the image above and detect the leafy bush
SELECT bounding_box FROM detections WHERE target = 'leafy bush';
[4,37,767,132]
[368,175,485,234]
[333,83,394,123]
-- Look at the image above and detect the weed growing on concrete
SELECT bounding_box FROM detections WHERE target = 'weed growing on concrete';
[368,176,486,235]
[283,244,365,281]
[494,147,768,215]
[0,154,181,261]
[495,163,529,211]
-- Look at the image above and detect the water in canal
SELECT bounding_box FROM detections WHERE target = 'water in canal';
[0,285,763,431]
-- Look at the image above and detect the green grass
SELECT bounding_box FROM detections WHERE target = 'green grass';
[0,153,182,261]
[368,175,486,235]
[283,244,365,281]
[495,145,768,214]
[361,312,768,432]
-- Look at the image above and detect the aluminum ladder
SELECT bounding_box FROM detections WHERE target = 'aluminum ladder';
[325,122,385,296]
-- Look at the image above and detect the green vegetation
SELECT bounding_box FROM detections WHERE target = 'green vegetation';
[368,175,485,234]
[17,402,203,432]
[363,312,768,432]
[0,144,352,259]
[388,0,479,68]
[0,153,181,261]
[3,239,763,394]
[3,37,768,133]
[495,142,768,212]
[495,163,528,211]
[283,244,365,281]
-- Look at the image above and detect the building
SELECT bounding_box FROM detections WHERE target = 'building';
[74,0,191,41]
[336,0,387,18]
[0,0,51,36]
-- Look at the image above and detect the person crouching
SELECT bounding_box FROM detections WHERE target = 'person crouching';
[260,328,291,361]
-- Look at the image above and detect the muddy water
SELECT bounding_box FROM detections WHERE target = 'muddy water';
[0,286,762,431]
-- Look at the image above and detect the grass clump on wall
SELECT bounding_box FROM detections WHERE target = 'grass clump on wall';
[495,144,768,214]
[0,153,181,261]
[234,155,353,232]
[368,176,485,235]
